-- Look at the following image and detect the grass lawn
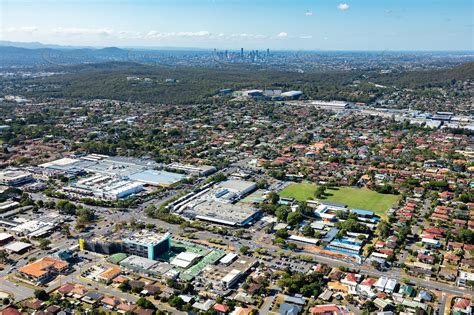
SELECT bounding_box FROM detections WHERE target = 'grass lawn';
[279,183,318,202]
[279,183,400,218]
[321,187,401,218]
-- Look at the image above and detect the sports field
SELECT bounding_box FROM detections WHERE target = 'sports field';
[279,183,400,218]
[322,187,400,216]
[279,183,318,202]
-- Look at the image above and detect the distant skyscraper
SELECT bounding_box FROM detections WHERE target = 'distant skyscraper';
[266,48,270,57]
[240,48,244,58]
[225,50,228,59]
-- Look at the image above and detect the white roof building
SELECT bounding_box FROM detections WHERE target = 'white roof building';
[4,241,32,253]
[171,252,202,269]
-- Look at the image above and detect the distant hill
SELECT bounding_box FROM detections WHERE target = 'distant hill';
[377,61,474,88]
[0,45,131,66]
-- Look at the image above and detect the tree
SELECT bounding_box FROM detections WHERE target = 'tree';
[314,186,326,199]
[34,289,49,301]
[0,250,8,263]
[302,224,313,237]
[286,212,302,226]
[239,245,250,255]
[118,282,131,292]
[268,192,280,205]
[168,296,184,309]
[136,297,155,310]
[38,238,51,250]
[275,229,289,239]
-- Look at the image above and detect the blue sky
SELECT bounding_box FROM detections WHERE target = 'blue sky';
[1,0,473,50]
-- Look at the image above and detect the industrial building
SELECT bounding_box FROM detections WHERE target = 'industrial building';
[0,169,34,186]
[122,231,171,260]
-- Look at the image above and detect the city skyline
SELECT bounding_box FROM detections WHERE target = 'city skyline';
[1,0,473,51]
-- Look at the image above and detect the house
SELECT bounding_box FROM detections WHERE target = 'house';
[57,283,75,296]
[374,277,388,291]
[213,303,230,314]
[457,271,474,288]
[417,253,435,264]
[82,291,104,305]
[193,300,215,312]
[415,290,432,302]
[438,266,457,282]
[117,303,137,313]
[384,279,397,294]
[310,304,346,315]
[97,266,121,284]
[0,307,21,315]
[21,299,43,312]
[452,298,472,314]
[318,289,333,302]
[421,237,440,248]
[341,273,359,287]
[373,298,393,311]
[101,296,121,309]
[398,284,414,297]
[278,303,301,315]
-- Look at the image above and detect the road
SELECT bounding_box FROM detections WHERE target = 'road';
[0,277,34,301]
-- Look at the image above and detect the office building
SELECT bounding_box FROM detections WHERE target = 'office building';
[122,231,171,260]
[0,169,34,186]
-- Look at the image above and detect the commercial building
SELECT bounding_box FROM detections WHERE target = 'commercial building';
[4,241,33,254]
[40,154,186,188]
[122,231,171,260]
[0,232,13,245]
[10,215,61,238]
[18,256,68,284]
[177,179,259,226]
[128,170,186,187]
[167,163,216,177]
[218,180,257,198]
[0,169,34,186]
[119,255,159,274]
[281,90,303,100]
[308,100,350,110]
[65,174,144,200]
[200,255,257,290]
[184,201,259,226]
[171,252,202,269]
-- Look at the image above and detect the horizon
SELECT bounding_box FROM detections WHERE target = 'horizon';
[1,0,473,51]
[2,40,474,54]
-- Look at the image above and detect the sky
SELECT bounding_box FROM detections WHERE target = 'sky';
[1,0,473,51]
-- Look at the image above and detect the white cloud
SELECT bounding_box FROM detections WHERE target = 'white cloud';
[277,32,288,38]
[229,33,267,39]
[299,35,313,39]
[337,3,350,11]
[52,27,114,36]
[146,30,211,39]
[5,26,38,33]
[305,10,313,16]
